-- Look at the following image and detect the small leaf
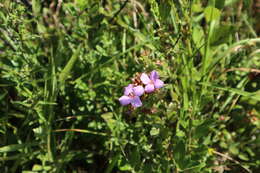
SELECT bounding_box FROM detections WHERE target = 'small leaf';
[192,3,203,13]
[0,143,38,153]
[59,44,82,84]
[150,127,160,136]
[238,153,249,161]
[32,0,41,15]
[204,6,221,22]
[101,112,116,131]
[32,164,51,171]
[75,0,88,9]
[229,144,239,155]
[192,25,205,56]
[37,23,47,34]
[194,119,214,139]
[119,164,132,171]
[176,129,185,137]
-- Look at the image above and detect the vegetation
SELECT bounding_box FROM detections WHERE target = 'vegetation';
[0,0,259,172]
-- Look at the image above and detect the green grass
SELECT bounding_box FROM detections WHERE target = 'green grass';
[0,0,259,172]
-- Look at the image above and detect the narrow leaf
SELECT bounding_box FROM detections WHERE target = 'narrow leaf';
[59,44,82,84]
[201,82,260,101]
[0,143,38,153]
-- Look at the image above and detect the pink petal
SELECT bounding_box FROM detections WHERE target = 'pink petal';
[130,96,142,107]
[154,79,164,89]
[119,96,131,105]
[150,70,159,81]
[145,84,155,93]
[124,84,134,95]
[140,73,151,85]
[133,86,144,96]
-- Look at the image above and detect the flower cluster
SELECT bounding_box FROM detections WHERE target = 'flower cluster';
[119,70,164,108]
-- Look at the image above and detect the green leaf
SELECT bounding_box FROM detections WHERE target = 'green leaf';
[192,3,204,13]
[32,0,41,15]
[32,164,51,171]
[210,25,235,45]
[129,148,141,168]
[176,129,185,137]
[206,38,260,74]
[229,144,239,155]
[150,127,160,136]
[0,143,38,153]
[238,153,249,161]
[105,154,120,173]
[194,119,214,139]
[191,68,202,81]
[59,44,82,84]
[75,0,88,9]
[37,23,47,34]
[173,141,186,169]
[101,112,116,131]
[201,82,260,101]
[159,1,171,20]
[204,6,221,22]
[216,0,225,9]
[119,164,132,171]
[192,25,205,56]
[0,90,7,100]
[225,0,240,6]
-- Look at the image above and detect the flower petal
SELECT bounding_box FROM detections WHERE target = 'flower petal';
[119,96,131,105]
[131,96,142,107]
[140,73,151,85]
[124,84,133,95]
[145,84,155,93]
[133,86,144,96]
[154,79,164,89]
[150,70,159,81]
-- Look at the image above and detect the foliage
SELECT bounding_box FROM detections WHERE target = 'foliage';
[0,0,259,172]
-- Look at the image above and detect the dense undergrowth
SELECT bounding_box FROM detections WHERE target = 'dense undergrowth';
[0,0,260,172]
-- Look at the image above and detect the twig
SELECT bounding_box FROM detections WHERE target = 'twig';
[172,34,182,50]
[55,0,63,16]
[109,0,129,23]
[132,0,137,28]
[212,150,252,173]
[131,0,148,16]
[19,0,32,10]
[224,68,260,73]
[0,28,17,51]
[53,129,106,136]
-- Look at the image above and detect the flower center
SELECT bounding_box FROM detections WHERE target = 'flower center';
[129,92,135,98]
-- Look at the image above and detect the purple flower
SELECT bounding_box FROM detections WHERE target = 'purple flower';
[140,70,164,93]
[119,84,144,107]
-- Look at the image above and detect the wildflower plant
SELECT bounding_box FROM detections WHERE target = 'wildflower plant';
[141,71,164,93]
[119,70,164,108]
[119,84,144,107]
